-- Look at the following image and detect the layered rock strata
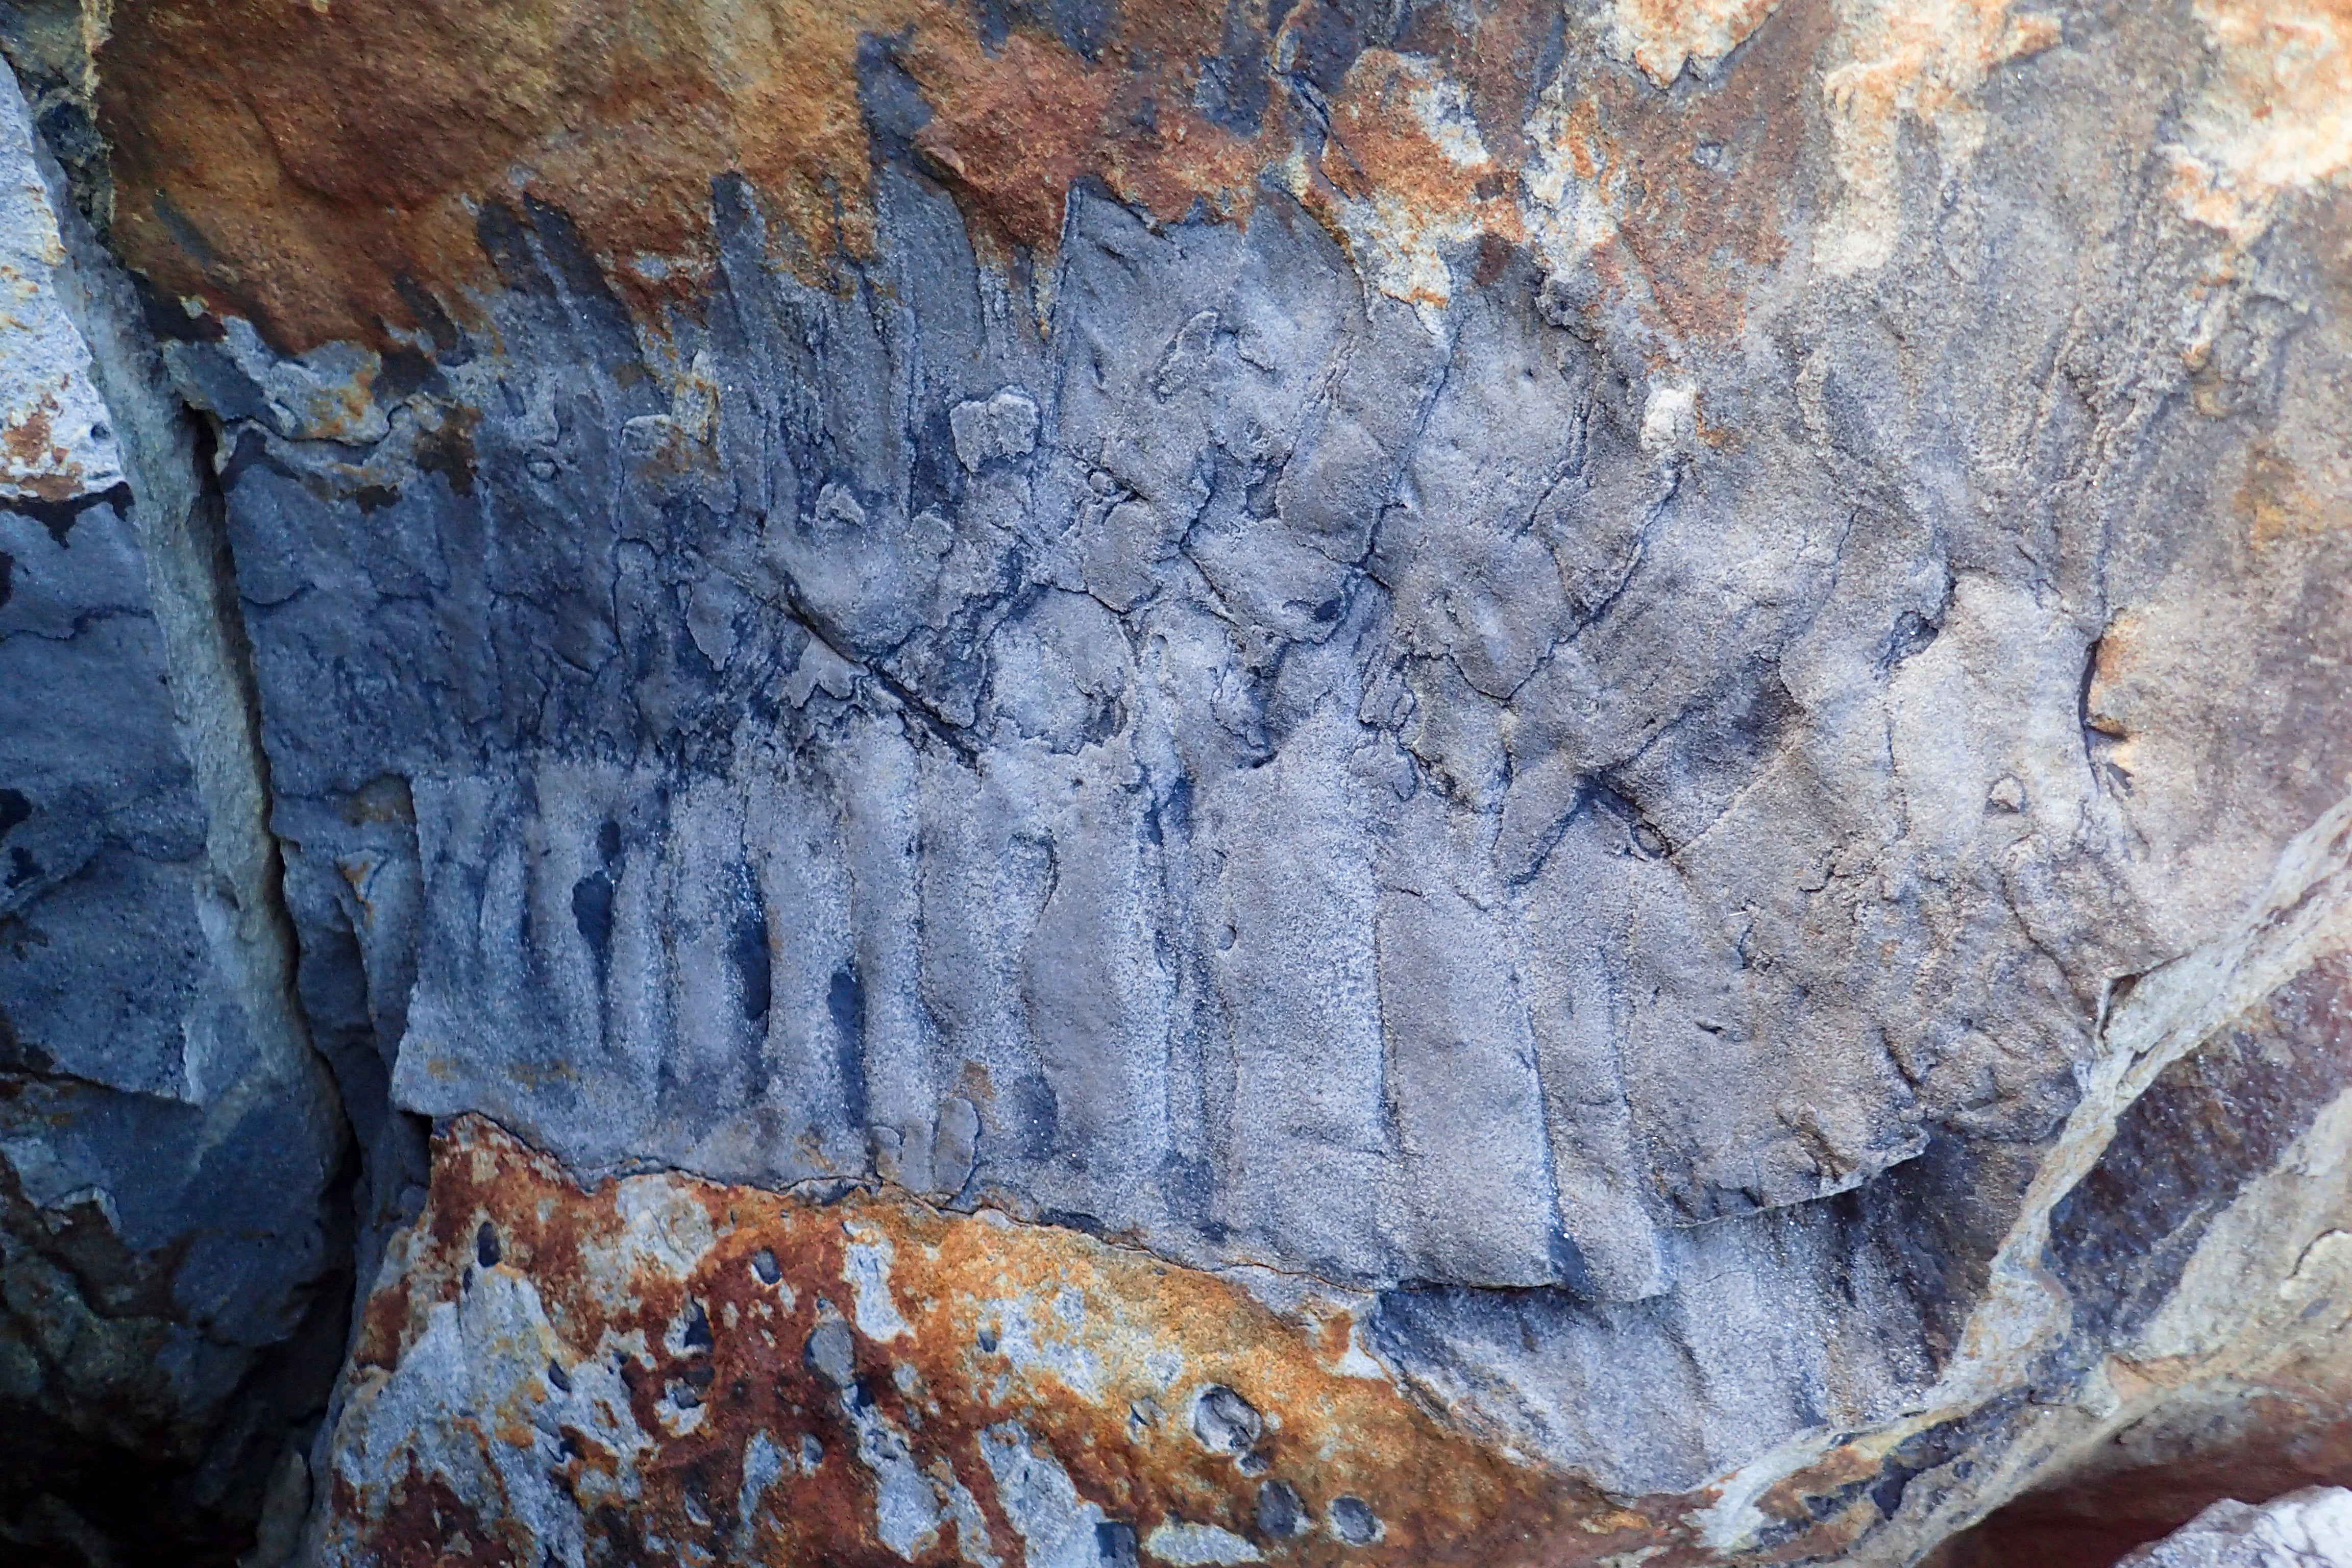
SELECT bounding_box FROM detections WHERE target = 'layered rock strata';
[0,0,2346,1563]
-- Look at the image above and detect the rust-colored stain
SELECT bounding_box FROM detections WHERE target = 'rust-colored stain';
[97,0,1289,351]
[1540,0,1823,342]
[95,0,1812,353]
[1309,45,1528,289]
[1608,0,1818,341]
[2082,611,2144,744]
[1395,1,1559,175]
[903,17,1266,267]
[1,394,87,503]
[358,1462,522,1568]
[324,1115,1683,1567]
[1606,0,1786,87]
[2235,437,2352,549]
[101,0,922,348]
[85,0,2346,371]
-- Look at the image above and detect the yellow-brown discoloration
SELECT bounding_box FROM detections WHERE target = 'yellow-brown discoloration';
[2081,611,2144,796]
[95,0,1816,353]
[2170,0,2352,246]
[88,0,1919,357]
[86,0,2346,366]
[2236,438,2352,549]
[1392,3,1557,178]
[1612,3,1822,340]
[1818,0,2062,274]
[1525,1,1822,341]
[330,1116,1683,1567]
[1606,0,1786,87]
[904,17,1268,264]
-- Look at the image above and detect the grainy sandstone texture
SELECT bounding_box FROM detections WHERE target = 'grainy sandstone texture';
[0,1,2348,1564]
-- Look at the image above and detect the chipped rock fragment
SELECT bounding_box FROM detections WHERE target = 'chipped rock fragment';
[2120,1488,2352,1567]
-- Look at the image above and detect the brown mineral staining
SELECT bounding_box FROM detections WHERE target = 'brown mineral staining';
[2082,612,2143,742]
[1297,47,1527,307]
[909,31,1119,256]
[99,0,933,349]
[1392,1,1557,175]
[1730,1434,1921,1563]
[96,0,1287,351]
[901,14,1268,258]
[94,0,2119,366]
[1525,1,1821,342]
[94,0,1855,352]
[1817,0,2063,274]
[1607,0,1822,339]
[1605,0,1787,87]
[2168,0,2352,246]
[0,396,83,503]
[334,1115,1670,1566]
[1319,50,1502,221]
[359,1462,520,1568]
[352,1268,414,1375]
[2236,440,2352,549]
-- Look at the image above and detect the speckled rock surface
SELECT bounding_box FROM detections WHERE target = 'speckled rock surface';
[0,0,2349,1563]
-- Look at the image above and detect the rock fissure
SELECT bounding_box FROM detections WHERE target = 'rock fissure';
[0,56,366,1562]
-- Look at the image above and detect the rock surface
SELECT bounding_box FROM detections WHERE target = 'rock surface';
[2117,1488,2352,1568]
[0,58,349,1563]
[0,0,2347,1563]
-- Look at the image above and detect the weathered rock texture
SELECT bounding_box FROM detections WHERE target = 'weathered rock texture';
[2115,1488,2352,1567]
[0,0,2348,1563]
[0,55,348,1564]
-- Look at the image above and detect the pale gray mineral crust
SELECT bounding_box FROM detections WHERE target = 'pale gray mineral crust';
[0,0,2348,1563]
[2122,1490,2352,1568]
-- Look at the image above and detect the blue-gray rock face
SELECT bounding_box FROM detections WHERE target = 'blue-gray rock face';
[5,0,2352,1561]
[0,61,348,1560]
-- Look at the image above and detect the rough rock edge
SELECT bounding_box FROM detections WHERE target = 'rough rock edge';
[2117,1486,2352,1566]
[7,48,325,1120]
[307,1111,1632,1568]
[1,58,354,1556]
[1709,787,2352,1562]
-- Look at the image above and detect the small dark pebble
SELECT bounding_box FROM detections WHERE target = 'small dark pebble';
[1329,1497,1380,1546]
[1190,1384,1264,1454]
[1095,1521,1139,1568]
[1256,1480,1306,1539]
